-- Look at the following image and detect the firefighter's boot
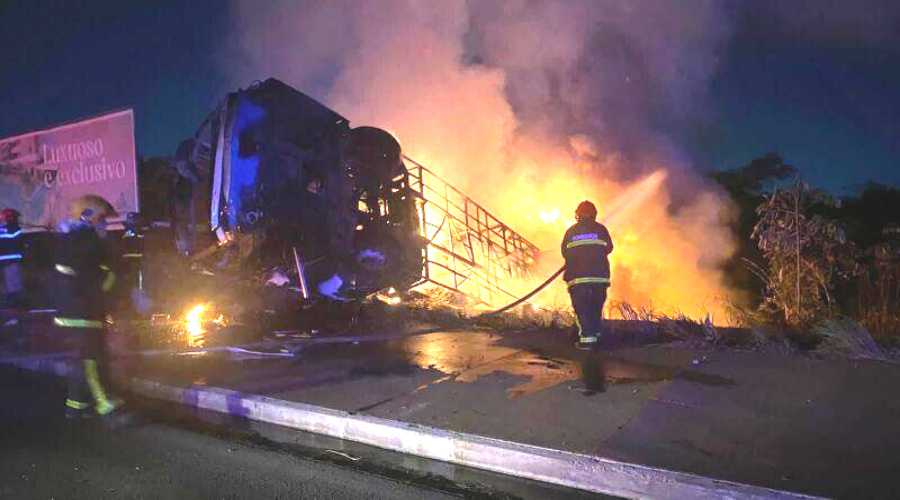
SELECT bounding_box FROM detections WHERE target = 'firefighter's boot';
[576,335,600,351]
[65,399,93,419]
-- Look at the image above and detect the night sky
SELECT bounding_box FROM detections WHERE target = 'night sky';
[2,0,898,194]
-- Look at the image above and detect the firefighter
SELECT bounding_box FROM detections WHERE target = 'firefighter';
[561,200,613,350]
[0,209,24,305]
[54,195,128,422]
[1,209,25,344]
[121,212,150,315]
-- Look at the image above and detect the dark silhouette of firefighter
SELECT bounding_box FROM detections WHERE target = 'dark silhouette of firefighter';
[1,209,25,344]
[54,195,128,422]
[561,201,613,349]
[1,209,24,305]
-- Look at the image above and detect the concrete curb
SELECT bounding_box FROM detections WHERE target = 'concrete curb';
[5,355,825,500]
[2,352,73,377]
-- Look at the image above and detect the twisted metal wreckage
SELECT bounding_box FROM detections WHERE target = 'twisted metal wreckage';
[159,79,538,322]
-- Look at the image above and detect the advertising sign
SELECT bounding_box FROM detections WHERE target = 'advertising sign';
[0,109,138,229]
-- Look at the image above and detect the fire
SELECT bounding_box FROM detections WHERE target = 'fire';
[229,0,740,324]
[494,160,733,322]
[413,144,734,322]
[376,287,402,305]
[538,209,560,224]
[339,97,735,322]
[182,304,230,348]
[184,304,208,348]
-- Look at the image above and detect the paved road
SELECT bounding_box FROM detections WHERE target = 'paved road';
[0,369,457,499]
[126,328,895,500]
[0,366,609,500]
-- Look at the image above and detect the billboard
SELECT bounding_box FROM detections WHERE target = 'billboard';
[0,109,138,229]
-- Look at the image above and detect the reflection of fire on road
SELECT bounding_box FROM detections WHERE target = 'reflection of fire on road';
[402,333,586,398]
[455,353,580,398]
[450,348,733,398]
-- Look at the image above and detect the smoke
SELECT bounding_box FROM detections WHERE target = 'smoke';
[468,1,731,178]
[227,0,523,197]
[224,0,739,319]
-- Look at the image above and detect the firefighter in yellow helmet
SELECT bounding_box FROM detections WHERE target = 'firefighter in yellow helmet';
[54,195,128,423]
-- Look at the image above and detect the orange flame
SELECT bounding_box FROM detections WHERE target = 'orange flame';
[318,4,736,323]
[230,0,739,324]
[411,142,735,323]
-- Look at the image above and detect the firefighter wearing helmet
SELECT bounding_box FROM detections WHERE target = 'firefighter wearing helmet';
[561,200,614,349]
[54,195,128,422]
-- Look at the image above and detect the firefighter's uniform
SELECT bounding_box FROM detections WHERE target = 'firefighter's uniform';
[54,202,121,417]
[561,207,613,348]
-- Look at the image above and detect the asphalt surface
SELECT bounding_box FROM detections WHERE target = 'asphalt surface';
[114,324,900,499]
[0,366,611,500]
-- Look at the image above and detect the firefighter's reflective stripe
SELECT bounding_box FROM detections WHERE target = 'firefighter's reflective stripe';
[122,253,143,258]
[84,359,116,415]
[566,277,611,287]
[0,228,23,261]
[566,239,608,249]
[579,335,599,343]
[55,264,77,275]
[53,317,103,328]
[101,269,116,292]
[66,398,90,410]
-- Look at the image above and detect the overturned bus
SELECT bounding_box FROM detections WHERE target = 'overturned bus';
[167,78,424,297]
[133,78,537,331]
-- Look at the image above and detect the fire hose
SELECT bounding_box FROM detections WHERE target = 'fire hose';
[478,265,565,317]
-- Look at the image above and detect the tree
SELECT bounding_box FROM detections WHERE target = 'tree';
[710,153,796,305]
[838,182,900,249]
[710,152,796,196]
[836,183,900,340]
[751,180,857,327]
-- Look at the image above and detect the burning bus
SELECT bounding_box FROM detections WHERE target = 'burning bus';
[136,78,537,331]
